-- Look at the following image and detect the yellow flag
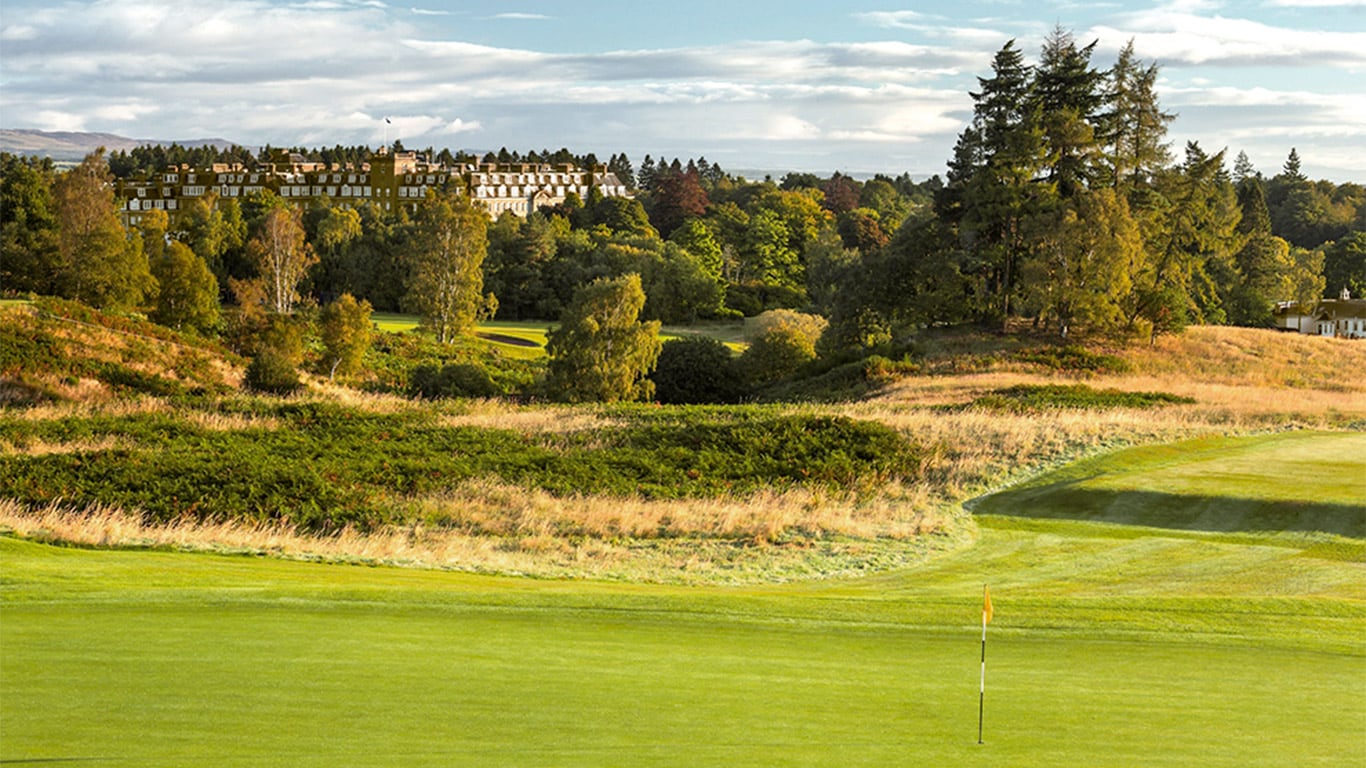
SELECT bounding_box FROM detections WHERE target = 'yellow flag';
[983,586,993,625]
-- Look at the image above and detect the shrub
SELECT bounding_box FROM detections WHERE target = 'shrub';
[740,310,829,386]
[409,363,501,399]
[244,345,301,394]
[964,384,1195,412]
[1015,345,1130,374]
[652,337,746,404]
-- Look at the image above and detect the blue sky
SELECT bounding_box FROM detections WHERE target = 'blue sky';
[2,0,1363,180]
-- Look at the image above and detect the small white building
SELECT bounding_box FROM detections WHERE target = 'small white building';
[1275,288,1366,339]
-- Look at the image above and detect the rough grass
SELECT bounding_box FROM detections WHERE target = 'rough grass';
[4,314,1365,580]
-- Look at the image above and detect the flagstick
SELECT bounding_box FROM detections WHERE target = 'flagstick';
[979,585,988,745]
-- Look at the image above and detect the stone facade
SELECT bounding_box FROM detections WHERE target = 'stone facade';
[116,148,629,225]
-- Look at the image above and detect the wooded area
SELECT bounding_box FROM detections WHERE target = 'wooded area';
[3,30,1364,402]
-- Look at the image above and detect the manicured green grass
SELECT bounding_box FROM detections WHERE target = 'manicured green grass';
[974,431,1366,537]
[3,511,1363,767]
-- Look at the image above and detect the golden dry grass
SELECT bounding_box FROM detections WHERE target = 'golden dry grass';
[3,323,1361,581]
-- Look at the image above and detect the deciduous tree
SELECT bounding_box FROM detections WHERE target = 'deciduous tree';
[320,293,373,380]
[545,273,661,403]
[244,206,314,314]
[51,150,155,310]
[404,190,488,343]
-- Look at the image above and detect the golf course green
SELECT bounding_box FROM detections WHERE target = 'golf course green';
[2,431,1363,766]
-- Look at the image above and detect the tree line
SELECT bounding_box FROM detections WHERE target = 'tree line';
[3,27,1364,403]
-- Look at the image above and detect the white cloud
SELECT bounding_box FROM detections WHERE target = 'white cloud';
[1264,0,1366,6]
[1088,8,1366,66]
[490,13,552,21]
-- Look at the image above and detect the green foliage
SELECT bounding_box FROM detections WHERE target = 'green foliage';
[964,384,1194,412]
[408,362,501,399]
[51,151,155,311]
[546,273,662,403]
[0,153,60,295]
[0,406,919,530]
[1014,344,1131,374]
[739,310,828,386]
[651,337,745,404]
[149,240,220,335]
[319,293,373,380]
[404,191,488,343]
[244,317,304,394]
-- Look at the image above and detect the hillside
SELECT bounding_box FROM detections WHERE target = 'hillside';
[2,303,1363,581]
[0,129,239,161]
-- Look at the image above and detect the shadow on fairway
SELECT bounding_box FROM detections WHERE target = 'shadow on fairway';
[973,484,1366,539]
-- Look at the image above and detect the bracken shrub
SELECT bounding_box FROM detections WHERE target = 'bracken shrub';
[1015,345,1130,374]
[964,384,1195,412]
[244,346,301,394]
[409,362,501,399]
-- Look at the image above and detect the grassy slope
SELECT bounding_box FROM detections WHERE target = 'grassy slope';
[974,431,1366,537]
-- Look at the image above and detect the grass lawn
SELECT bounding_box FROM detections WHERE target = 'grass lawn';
[973,431,1366,538]
[3,511,1363,766]
[370,313,748,356]
[3,432,1364,766]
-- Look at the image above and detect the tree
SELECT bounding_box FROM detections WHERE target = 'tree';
[958,40,1052,327]
[1322,232,1366,299]
[739,309,828,386]
[1034,27,1105,197]
[319,293,373,380]
[51,150,155,310]
[182,192,246,286]
[244,316,305,394]
[1103,40,1173,197]
[0,154,60,295]
[545,273,661,403]
[404,190,489,342]
[650,168,709,237]
[244,206,314,314]
[1129,142,1241,341]
[150,240,220,334]
[651,336,744,404]
[820,173,861,214]
[1020,188,1139,338]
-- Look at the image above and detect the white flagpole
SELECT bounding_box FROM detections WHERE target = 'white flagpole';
[978,585,988,745]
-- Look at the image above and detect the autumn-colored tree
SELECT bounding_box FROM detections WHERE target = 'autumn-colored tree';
[404,190,488,343]
[244,206,314,314]
[319,293,373,380]
[650,168,709,237]
[52,150,155,310]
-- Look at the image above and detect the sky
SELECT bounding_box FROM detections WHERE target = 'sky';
[1,0,1364,181]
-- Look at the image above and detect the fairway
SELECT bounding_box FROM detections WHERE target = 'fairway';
[3,512,1364,766]
[974,431,1366,537]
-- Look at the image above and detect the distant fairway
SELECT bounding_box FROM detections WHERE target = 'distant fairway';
[973,431,1366,537]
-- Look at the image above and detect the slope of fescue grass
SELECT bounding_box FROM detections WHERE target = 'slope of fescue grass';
[0,297,240,403]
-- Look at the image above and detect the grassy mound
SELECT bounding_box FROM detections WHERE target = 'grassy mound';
[972,431,1366,538]
[0,298,240,403]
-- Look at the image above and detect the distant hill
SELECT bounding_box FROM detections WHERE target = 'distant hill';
[0,129,244,162]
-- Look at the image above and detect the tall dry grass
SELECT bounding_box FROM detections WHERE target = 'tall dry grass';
[0,498,958,583]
